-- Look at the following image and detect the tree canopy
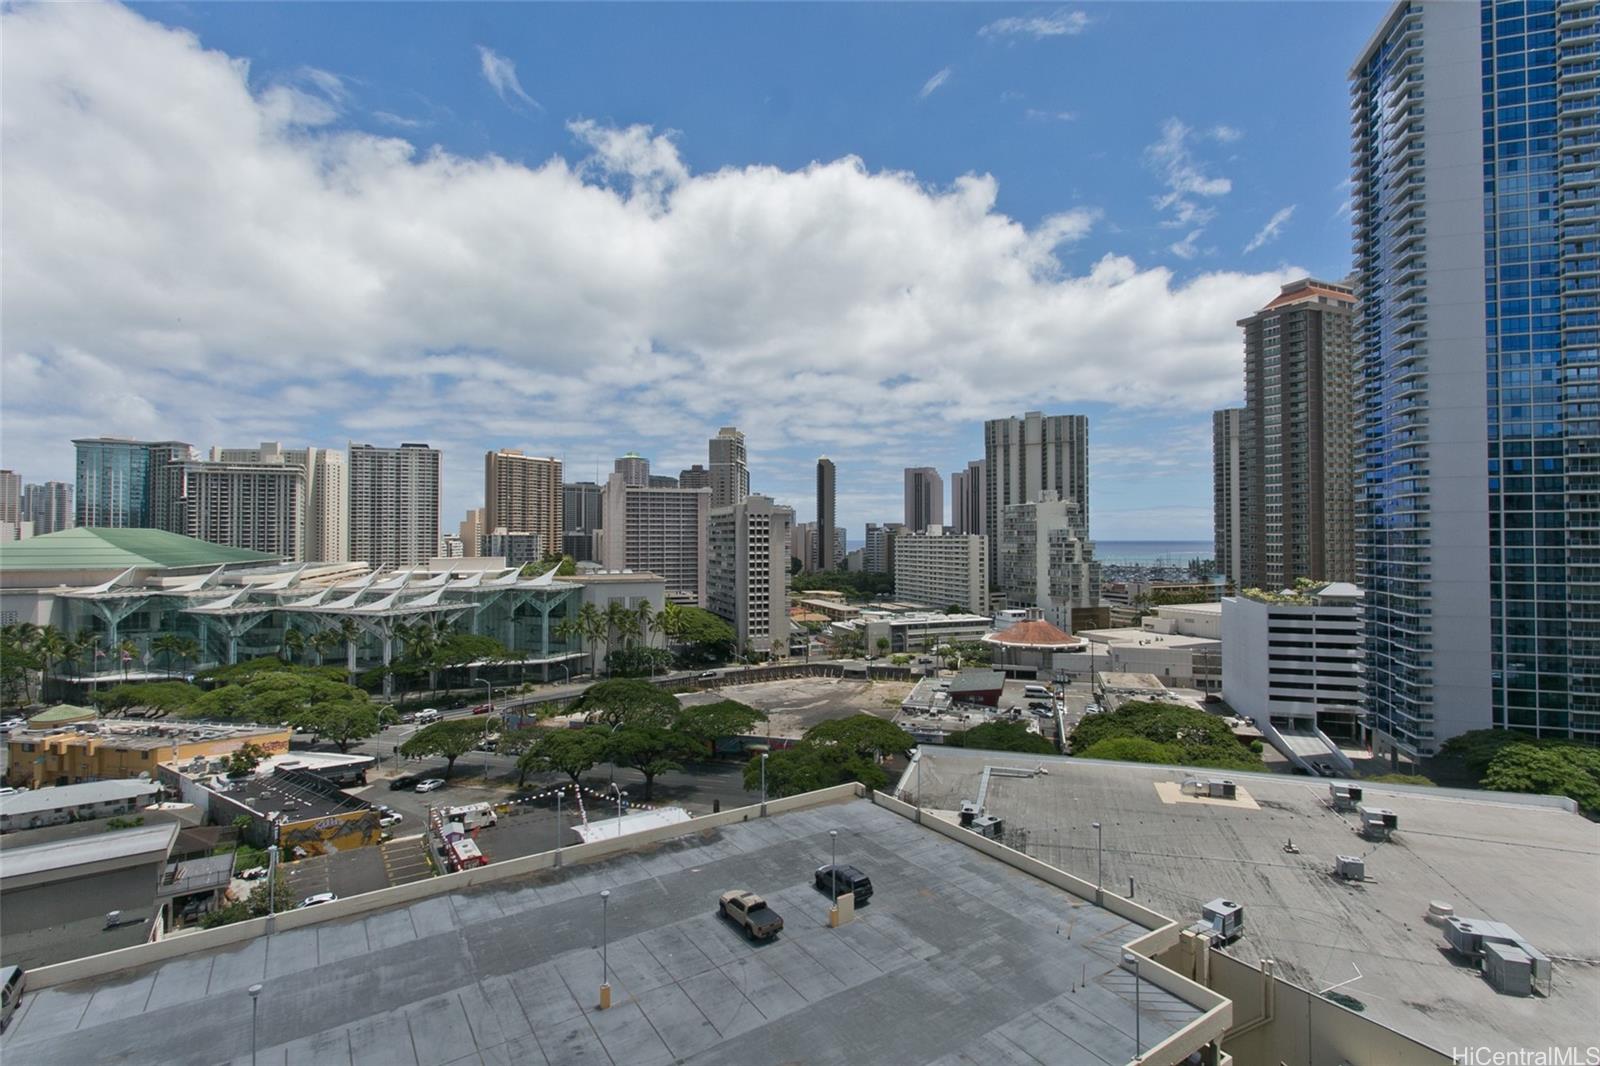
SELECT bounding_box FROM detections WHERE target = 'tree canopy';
[187,671,379,751]
[674,699,763,747]
[606,723,697,799]
[947,721,1055,755]
[575,678,680,728]
[1442,729,1600,815]
[92,681,201,715]
[398,718,484,777]
[789,570,894,602]
[665,605,736,660]
[803,714,915,761]
[517,727,610,786]
[1070,700,1262,771]
[744,743,888,798]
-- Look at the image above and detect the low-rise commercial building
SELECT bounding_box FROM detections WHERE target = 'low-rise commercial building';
[833,610,992,655]
[0,779,161,833]
[891,527,988,614]
[5,718,291,790]
[1061,627,1223,691]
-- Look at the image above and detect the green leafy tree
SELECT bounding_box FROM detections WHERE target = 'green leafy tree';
[32,626,69,701]
[605,723,697,800]
[517,727,609,787]
[1074,736,1183,764]
[874,637,890,658]
[93,682,201,715]
[398,719,484,778]
[1362,773,1436,786]
[743,742,888,798]
[577,602,606,677]
[200,878,294,928]
[575,678,680,728]
[1070,700,1262,771]
[298,698,381,753]
[673,699,762,749]
[1479,742,1600,815]
[524,552,577,578]
[947,721,1055,754]
[669,606,736,662]
[282,628,306,665]
[803,714,915,761]
[226,743,269,777]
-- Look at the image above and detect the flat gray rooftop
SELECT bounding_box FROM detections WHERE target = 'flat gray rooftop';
[1,800,1198,1066]
[907,748,1600,1056]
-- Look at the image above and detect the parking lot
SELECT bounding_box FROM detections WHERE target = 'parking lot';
[278,836,434,902]
[679,676,914,739]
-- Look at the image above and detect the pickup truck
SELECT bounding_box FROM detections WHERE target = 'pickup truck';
[718,889,783,940]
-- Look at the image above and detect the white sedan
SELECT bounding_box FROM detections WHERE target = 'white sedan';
[298,892,338,908]
[414,778,446,793]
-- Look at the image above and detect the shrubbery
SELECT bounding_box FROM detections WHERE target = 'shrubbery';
[1070,700,1263,771]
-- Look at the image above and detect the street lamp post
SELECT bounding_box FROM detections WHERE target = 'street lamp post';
[1092,821,1103,903]
[266,845,279,916]
[829,829,838,903]
[598,890,612,1009]
[760,752,768,816]
[477,679,493,780]
[555,789,564,867]
[611,783,625,837]
[1123,952,1142,1059]
[248,984,262,1066]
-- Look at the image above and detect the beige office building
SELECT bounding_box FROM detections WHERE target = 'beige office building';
[165,457,305,561]
[709,427,749,509]
[599,473,710,606]
[484,449,563,557]
[457,507,486,557]
[892,528,988,614]
[1000,492,1100,632]
[708,494,792,654]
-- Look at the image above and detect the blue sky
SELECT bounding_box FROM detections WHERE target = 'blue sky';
[2,2,1382,541]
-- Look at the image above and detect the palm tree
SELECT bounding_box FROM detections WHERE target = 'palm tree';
[576,602,605,678]
[151,633,185,679]
[604,602,639,675]
[311,628,340,667]
[335,618,361,681]
[178,637,202,677]
[34,626,69,703]
[635,600,656,650]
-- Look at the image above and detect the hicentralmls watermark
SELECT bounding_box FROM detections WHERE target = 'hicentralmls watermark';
[1453,1049,1600,1066]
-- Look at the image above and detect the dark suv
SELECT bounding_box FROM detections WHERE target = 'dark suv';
[814,863,873,904]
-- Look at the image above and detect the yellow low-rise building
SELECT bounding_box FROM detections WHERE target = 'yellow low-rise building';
[6,721,291,789]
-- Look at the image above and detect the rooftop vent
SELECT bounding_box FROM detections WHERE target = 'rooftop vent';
[1335,855,1366,881]
[1329,783,1363,811]
[1356,805,1398,841]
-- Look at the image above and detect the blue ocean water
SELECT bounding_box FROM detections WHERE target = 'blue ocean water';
[1094,540,1212,565]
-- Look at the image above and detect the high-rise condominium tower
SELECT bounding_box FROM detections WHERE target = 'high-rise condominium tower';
[484,450,563,559]
[168,456,305,560]
[983,412,1089,586]
[1353,0,1598,754]
[1233,279,1358,590]
[349,443,441,569]
[1212,409,1246,588]
[0,471,19,524]
[73,438,193,529]
[614,453,651,488]
[709,427,749,509]
[213,443,348,562]
[22,482,73,536]
[949,460,984,536]
[678,464,712,490]
[599,472,711,605]
[708,494,793,654]
[816,457,837,570]
[903,467,944,533]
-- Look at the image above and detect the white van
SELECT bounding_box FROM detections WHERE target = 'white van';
[1,965,24,1033]
[1023,684,1053,700]
[414,708,442,726]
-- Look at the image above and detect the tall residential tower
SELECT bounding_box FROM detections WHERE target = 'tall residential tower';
[709,427,749,509]
[903,467,944,533]
[816,457,837,570]
[1352,0,1598,754]
[983,412,1090,587]
[349,443,441,569]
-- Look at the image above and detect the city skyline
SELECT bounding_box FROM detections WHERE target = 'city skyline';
[0,2,1377,541]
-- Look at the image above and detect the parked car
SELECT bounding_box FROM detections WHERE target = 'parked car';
[697,670,719,680]
[414,778,446,793]
[378,813,403,828]
[1030,707,1053,718]
[0,717,27,732]
[236,866,268,881]
[718,889,783,940]
[389,775,420,791]
[813,864,874,904]
[298,893,338,908]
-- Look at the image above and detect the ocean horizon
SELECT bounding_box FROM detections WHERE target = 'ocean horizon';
[1094,540,1212,565]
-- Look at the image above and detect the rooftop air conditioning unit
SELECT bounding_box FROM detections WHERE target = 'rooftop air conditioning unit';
[1202,898,1245,942]
[1335,855,1365,881]
[958,801,979,827]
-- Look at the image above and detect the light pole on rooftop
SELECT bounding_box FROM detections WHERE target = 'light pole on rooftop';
[1123,952,1142,1060]
[1092,821,1102,904]
[598,889,612,1010]
[248,983,262,1066]
[829,829,839,905]
[760,752,768,816]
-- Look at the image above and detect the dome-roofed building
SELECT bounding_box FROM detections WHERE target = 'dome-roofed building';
[981,610,1086,676]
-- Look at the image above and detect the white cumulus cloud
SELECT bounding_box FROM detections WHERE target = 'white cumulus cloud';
[0,2,1301,524]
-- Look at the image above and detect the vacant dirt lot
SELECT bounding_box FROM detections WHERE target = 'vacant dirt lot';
[679,676,914,738]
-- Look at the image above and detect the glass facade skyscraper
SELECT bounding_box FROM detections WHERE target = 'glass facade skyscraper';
[72,438,193,529]
[1353,0,1600,759]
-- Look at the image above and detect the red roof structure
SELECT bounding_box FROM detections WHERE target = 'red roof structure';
[982,619,1084,649]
